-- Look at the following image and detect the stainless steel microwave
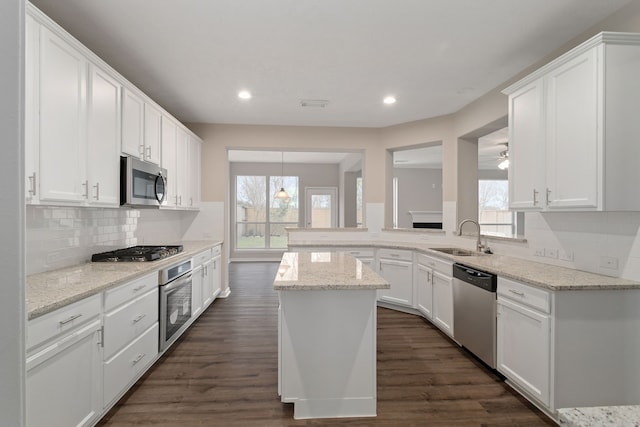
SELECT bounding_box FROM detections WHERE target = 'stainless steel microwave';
[120,156,167,207]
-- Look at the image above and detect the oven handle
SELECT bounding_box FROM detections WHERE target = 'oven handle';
[163,273,192,293]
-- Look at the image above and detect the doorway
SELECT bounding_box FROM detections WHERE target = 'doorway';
[305,187,338,228]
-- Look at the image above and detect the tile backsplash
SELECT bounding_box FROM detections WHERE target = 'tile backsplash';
[26,206,190,274]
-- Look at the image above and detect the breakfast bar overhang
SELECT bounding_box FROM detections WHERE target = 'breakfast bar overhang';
[274,251,390,420]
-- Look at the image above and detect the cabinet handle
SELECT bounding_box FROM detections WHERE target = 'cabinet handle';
[190,197,193,206]
[133,284,146,292]
[139,144,145,158]
[533,189,539,206]
[508,289,525,296]
[132,353,146,365]
[59,313,82,325]
[146,146,151,159]
[175,195,179,205]
[93,182,100,200]
[28,172,37,196]
[179,195,182,206]
[82,180,89,199]
[546,188,551,205]
[132,314,146,324]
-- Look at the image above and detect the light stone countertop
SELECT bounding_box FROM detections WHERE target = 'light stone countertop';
[558,405,640,426]
[273,251,390,291]
[26,240,222,320]
[288,241,640,291]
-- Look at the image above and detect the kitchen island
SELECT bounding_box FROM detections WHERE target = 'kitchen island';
[274,251,390,420]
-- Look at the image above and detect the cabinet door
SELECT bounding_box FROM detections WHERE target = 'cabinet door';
[87,64,121,206]
[26,319,102,427]
[176,128,189,207]
[508,79,546,210]
[497,298,551,407]
[143,103,162,165]
[191,264,203,319]
[378,259,413,307]
[161,117,178,207]
[25,14,40,203]
[432,271,453,336]
[39,26,87,203]
[202,259,214,309]
[188,136,201,208]
[416,264,433,319]
[545,48,600,209]
[121,88,144,158]
[212,254,222,300]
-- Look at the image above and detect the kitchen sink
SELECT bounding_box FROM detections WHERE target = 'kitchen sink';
[429,247,479,256]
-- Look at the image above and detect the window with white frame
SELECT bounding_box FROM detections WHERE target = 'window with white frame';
[478,180,516,237]
[235,175,298,250]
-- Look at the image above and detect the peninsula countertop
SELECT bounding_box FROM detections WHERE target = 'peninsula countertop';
[273,251,390,291]
[27,240,223,320]
[288,241,640,291]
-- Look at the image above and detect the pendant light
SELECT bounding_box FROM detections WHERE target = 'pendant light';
[275,152,290,200]
[497,143,509,170]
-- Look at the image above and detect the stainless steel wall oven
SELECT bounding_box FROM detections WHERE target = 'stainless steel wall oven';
[159,259,192,351]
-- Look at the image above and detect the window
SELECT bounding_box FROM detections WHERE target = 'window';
[235,175,298,250]
[356,176,363,227]
[478,180,516,237]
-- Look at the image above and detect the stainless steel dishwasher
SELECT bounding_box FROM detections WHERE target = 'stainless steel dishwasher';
[452,263,497,368]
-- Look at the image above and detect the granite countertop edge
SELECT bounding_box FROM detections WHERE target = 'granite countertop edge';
[288,241,640,291]
[27,240,223,320]
[557,405,640,426]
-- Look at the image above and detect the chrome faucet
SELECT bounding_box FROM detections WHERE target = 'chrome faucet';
[457,219,484,252]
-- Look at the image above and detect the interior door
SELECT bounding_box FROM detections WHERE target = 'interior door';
[305,187,338,228]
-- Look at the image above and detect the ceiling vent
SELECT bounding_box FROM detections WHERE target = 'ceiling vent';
[300,99,329,108]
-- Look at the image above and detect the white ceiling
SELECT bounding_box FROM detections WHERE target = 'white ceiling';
[30,0,631,128]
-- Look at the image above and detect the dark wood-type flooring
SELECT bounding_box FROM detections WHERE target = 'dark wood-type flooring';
[98,262,555,427]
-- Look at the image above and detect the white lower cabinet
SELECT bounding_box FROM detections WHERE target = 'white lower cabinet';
[103,274,159,407]
[211,249,222,299]
[377,249,413,307]
[497,296,551,407]
[343,248,375,269]
[432,270,454,337]
[415,263,433,318]
[26,296,103,427]
[103,323,159,405]
[191,263,204,319]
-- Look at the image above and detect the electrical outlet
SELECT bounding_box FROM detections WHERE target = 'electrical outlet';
[600,256,619,270]
[545,248,559,259]
[559,250,574,262]
[534,247,545,257]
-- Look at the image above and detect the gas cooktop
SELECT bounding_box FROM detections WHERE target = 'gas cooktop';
[91,245,183,262]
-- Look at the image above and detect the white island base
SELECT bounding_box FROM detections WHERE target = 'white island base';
[275,252,390,420]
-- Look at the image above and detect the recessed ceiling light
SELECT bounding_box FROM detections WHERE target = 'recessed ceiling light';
[238,90,252,100]
[383,96,396,105]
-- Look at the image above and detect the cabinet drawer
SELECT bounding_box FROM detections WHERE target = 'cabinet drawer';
[416,253,453,275]
[498,277,551,313]
[378,248,413,262]
[104,322,159,406]
[343,248,374,258]
[211,245,221,257]
[193,248,212,266]
[104,273,157,311]
[27,294,101,350]
[104,287,158,359]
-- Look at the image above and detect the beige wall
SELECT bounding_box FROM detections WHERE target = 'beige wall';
[188,0,640,229]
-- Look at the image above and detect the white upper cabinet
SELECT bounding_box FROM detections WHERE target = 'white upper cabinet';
[121,88,144,159]
[25,13,40,203]
[143,103,162,165]
[161,116,178,207]
[545,49,599,209]
[87,64,122,206]
[38,25,88,203]
[188,136,202,209]
[507,79,545,210]
[503,32,640,211]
